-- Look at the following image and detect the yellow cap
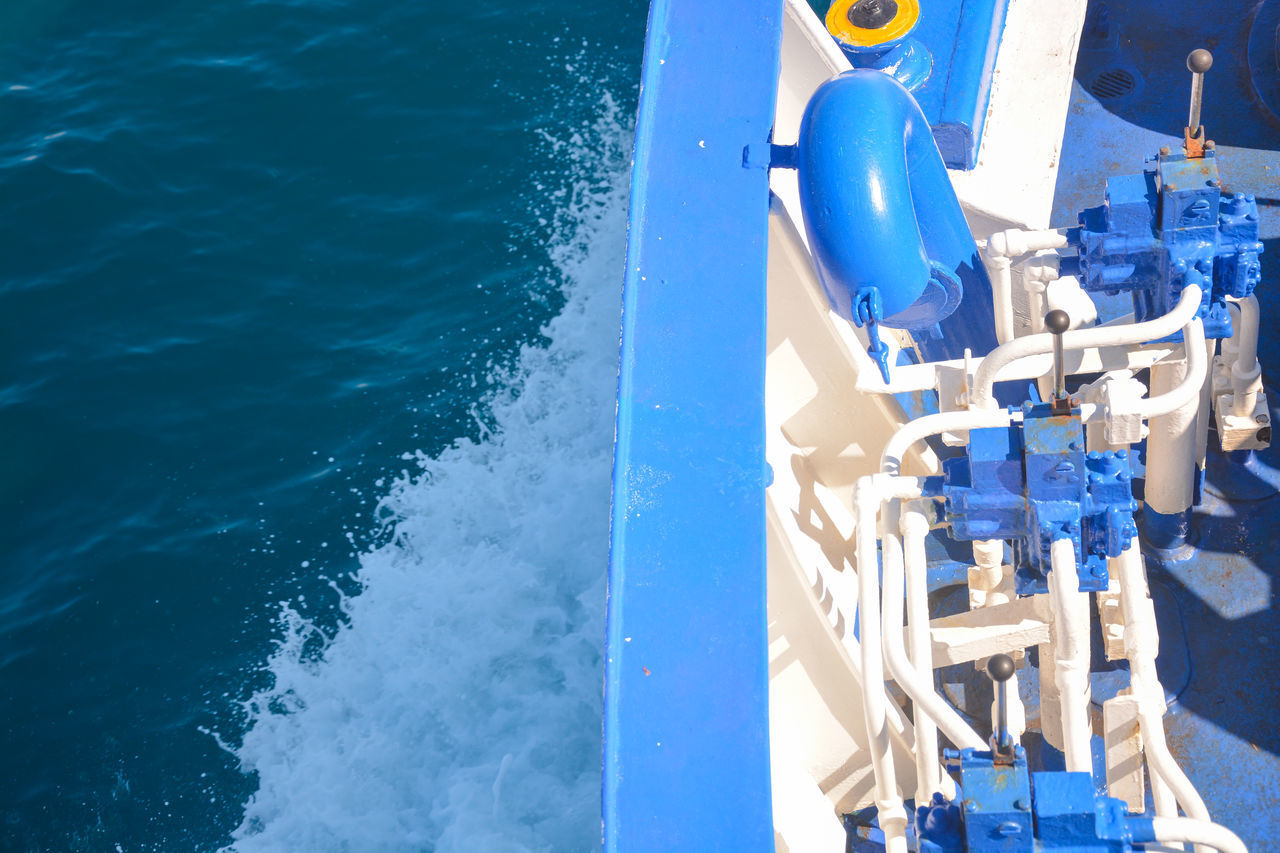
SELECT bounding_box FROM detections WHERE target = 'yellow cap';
[826,0,920,48]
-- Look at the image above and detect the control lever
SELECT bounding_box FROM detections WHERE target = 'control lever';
[1045,309,1070,412]
[987,653,1016,762]
[1185,49,1213,156]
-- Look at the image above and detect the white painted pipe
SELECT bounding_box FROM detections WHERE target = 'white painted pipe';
[1230,295,1259,383]
[1228,295,1261,417]
[853,476,916,853]
[1144,348,1200,526]
[984,229,1070,345]
[969,538,1004,607]
[880,409,1018,475]
[900,503,943,802]
[1146,731,1182,827]
[971,285,1204,409]
[1045,275,1099,330]
[986,254,1015,344]
[1150,817,1249,853]
[883,504,986,752]
[986,227,1071,258]
[1221,302,1241,363]
[1113,541,1213,830]
[1027,282,1047,337]
[1024,254,1061,286]
[1197,336,1216,474]
[1137,318,1208,419]
[1037,637,1064,752]
[1047,538,1093,772]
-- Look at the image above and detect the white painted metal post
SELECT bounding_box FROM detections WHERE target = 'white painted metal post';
[1229,295,1261,417]
[1038,637,1064,751]
[1144,350,1199,548]
[1048,539,1093,772]
[1195,336,1217,488]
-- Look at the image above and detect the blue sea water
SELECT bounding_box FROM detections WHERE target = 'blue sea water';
[1,2,645,850]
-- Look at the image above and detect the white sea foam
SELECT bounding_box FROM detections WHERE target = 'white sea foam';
[225,96,630,853]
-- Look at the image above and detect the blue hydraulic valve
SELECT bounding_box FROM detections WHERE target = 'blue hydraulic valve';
[942,311,1137,593]
[1064,50,1263,341]
[941,398,1138,595]
[913,656,1159,852]
[916,766,1160,852]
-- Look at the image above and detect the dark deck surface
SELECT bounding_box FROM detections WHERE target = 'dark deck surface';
[1049,2,1280,843]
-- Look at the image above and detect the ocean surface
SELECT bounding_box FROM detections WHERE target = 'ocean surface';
[0,2,646,850]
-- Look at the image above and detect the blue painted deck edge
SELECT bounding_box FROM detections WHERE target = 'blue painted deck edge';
[603,0,783,850]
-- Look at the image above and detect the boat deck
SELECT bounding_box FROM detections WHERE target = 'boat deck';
[847,2,1280,848]
[1050,1,1280,842]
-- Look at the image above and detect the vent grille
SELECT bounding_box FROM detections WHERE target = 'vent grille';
[1089,69,1137,100]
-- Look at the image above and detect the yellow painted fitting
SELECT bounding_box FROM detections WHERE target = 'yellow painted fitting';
[826,0,920,47]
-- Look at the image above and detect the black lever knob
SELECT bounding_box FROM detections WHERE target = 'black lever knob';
[1186,49,1213,138]
[987,653,1015,683]
[1044,309,1070,336]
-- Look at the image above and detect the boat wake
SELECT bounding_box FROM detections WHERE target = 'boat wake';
[223,95,631,853]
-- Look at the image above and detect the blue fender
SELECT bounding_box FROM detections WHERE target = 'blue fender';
[796,70,997,376]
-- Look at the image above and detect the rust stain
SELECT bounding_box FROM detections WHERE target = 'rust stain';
[1184,128,1205,159]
